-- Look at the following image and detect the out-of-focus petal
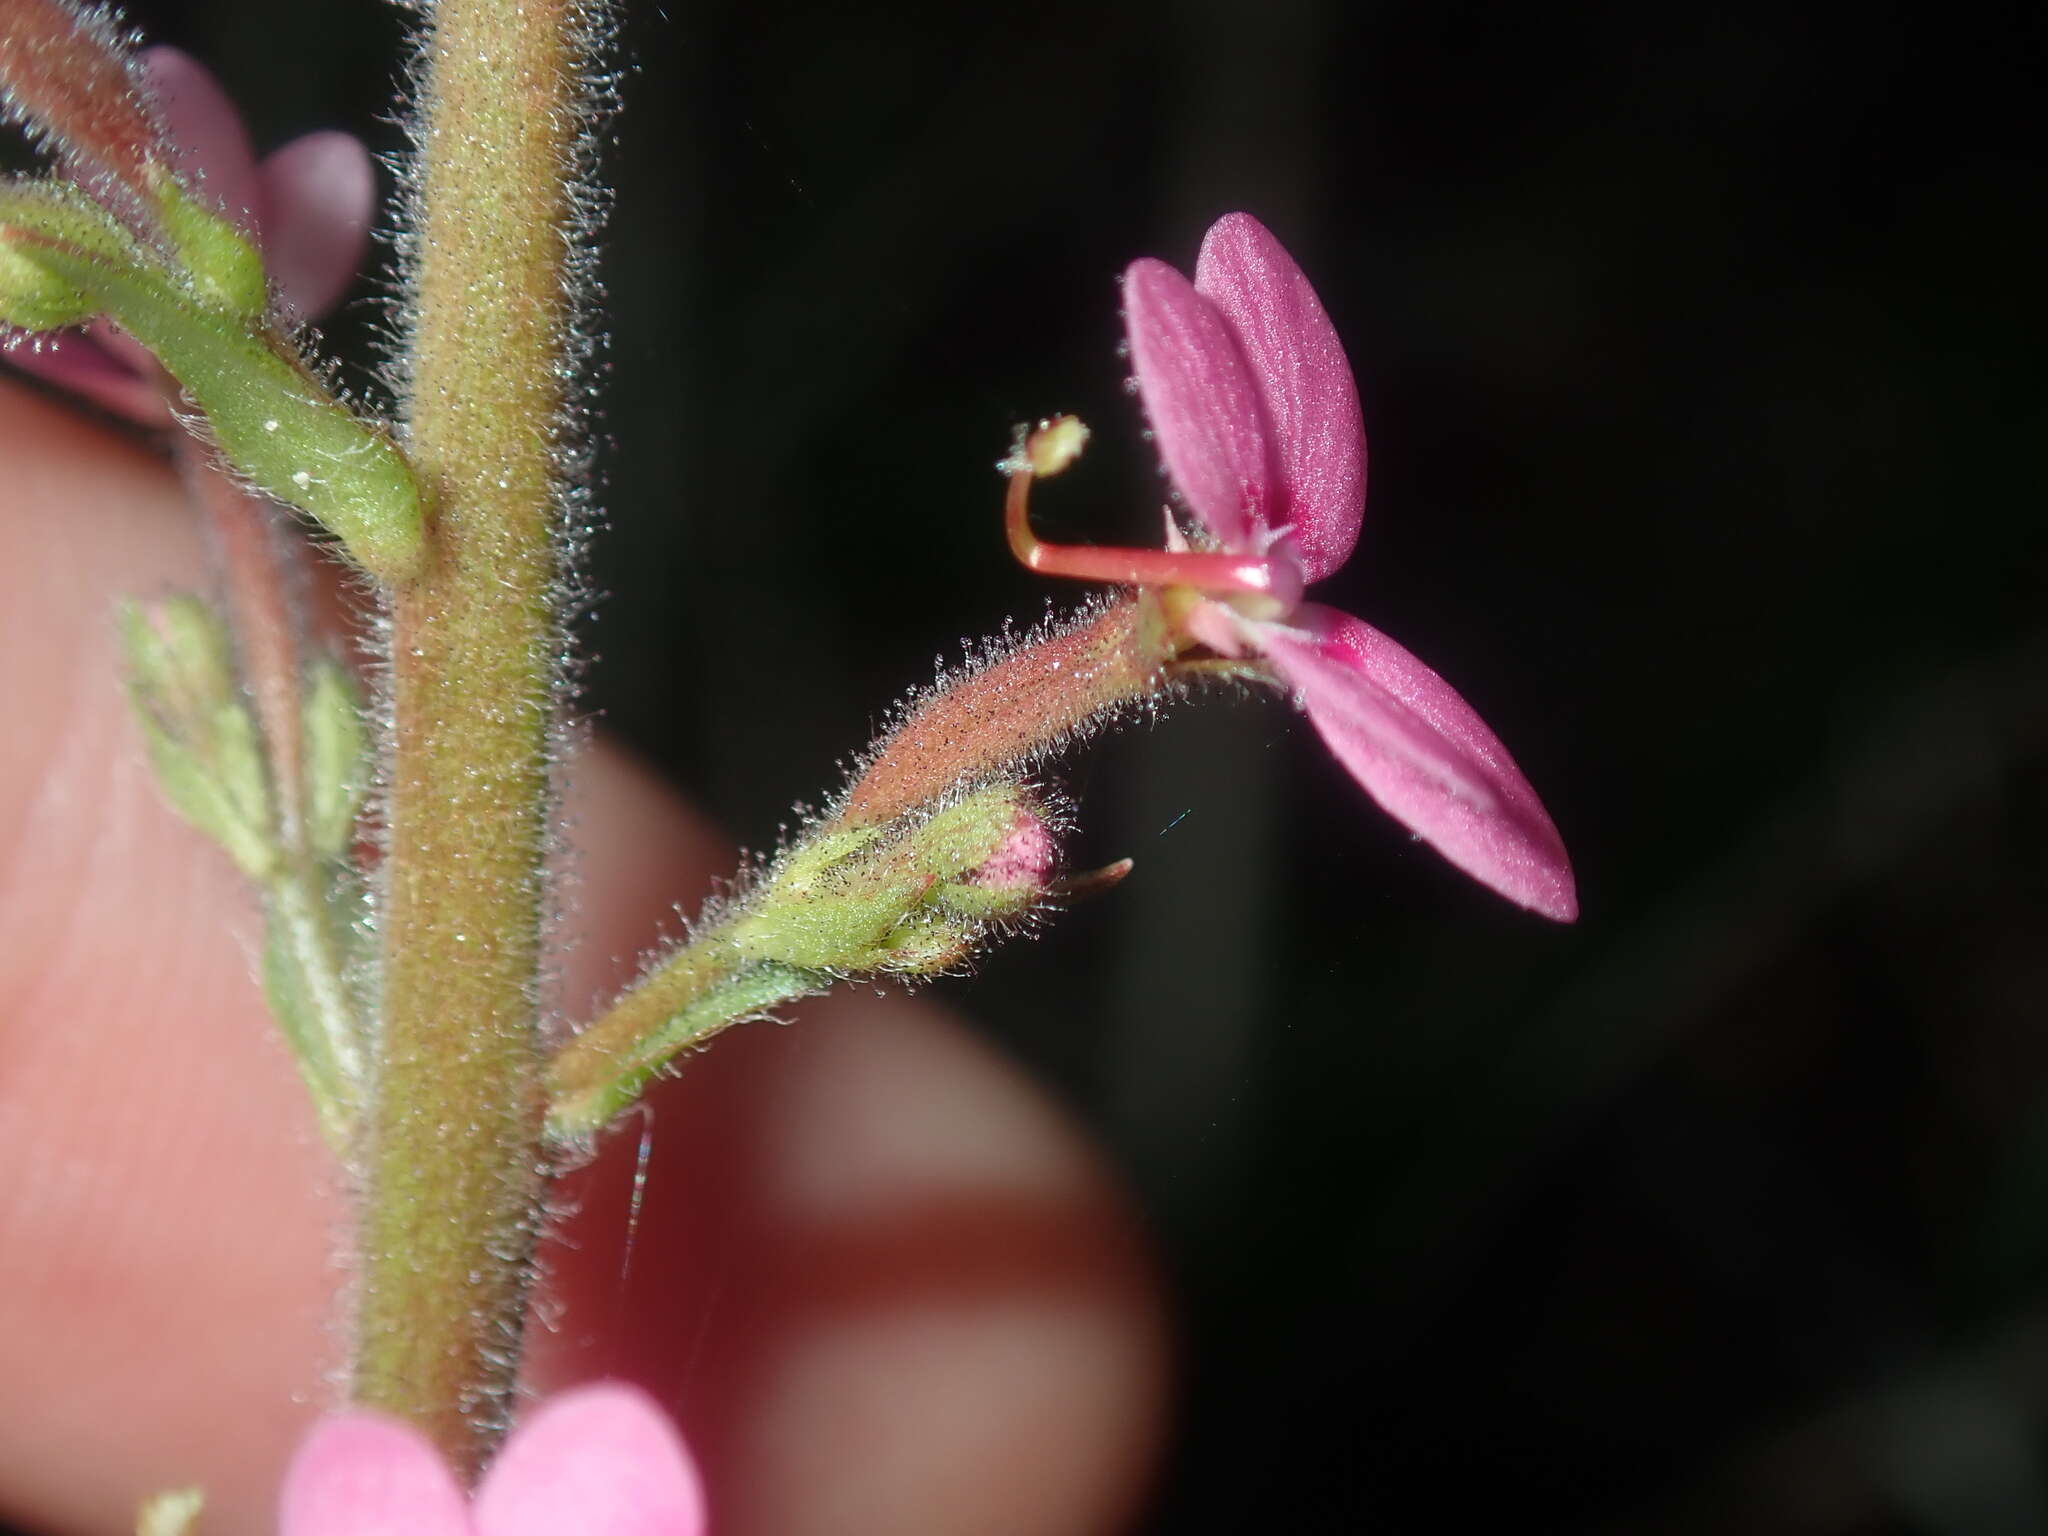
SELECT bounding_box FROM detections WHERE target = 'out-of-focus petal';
[277,1414,474,1536]
[475,1383,708,1536]
[1,326,170,424]
[258,132,376,321]
[1194,212,1365,583]
[1123,255,1273,554]
[139,47,258,235]
[1258,607,1577,921]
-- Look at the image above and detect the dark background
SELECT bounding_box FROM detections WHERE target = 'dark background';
[94,0,2048,1529]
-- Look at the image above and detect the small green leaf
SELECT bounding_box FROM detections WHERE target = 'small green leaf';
[122,596,278,880]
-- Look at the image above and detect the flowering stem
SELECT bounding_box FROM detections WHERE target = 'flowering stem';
[549,949,817,1140]
[351,0,580,1477]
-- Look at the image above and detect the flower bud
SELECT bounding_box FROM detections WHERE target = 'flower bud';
[927,796,1057,924]
[733,782,1060,976]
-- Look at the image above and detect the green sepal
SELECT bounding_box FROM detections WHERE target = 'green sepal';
[0,240,97,329]
[731,865,937,970]
[902,786,1033,881]
[0,179,140,329]
[121,597,279,880]
[301,654,367,858]
[927,878,1018,922]
[733,783,1050,973]
[152,172,268,319]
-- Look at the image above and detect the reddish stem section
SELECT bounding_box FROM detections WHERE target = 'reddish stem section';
[187,447,308,842]
[0,0,162,213]
[836,598,1166,829]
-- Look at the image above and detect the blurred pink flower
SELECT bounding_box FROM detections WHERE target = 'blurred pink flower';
[1017,213,1576,920]
[279,1383,708,1536]
[3,46,375,424]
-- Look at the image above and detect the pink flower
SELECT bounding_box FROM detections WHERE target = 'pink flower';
[279,1383,708,1536]
[3,46,375,424]
[1012,213,1576,921]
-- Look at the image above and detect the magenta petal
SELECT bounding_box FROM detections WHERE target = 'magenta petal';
[1259,607,1577,920]
[277,1414,475,1536]
[139,47,259,234]
[1194,213,1366,583]
[1123,256,1274,553]
[259,132,377,321]
[1,328,170,424]
[474,1384,707,1536]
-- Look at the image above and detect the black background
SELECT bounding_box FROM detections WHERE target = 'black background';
[55,0,2048,1529]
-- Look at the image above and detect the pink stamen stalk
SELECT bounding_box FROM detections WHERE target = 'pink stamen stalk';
[1004,421,1291,598]
[0,0,165,219]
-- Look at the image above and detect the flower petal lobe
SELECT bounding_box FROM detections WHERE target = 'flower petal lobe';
[278,1414,474,1536]
[140,47,258,234]
[474,1383,708,1536]
[259,131,376,321]
[1123,255,1273,553]
[1260,608,1577,920]
[1195,212,1365,582]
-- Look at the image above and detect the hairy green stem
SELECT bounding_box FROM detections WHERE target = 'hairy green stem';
[352,0,581,1477]
[549,947,818,1140]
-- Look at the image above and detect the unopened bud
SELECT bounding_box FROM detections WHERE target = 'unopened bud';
[928,796,1057,924]
[734,782,1061,975]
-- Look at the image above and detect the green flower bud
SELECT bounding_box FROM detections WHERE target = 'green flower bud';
[734,783,1060,976]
